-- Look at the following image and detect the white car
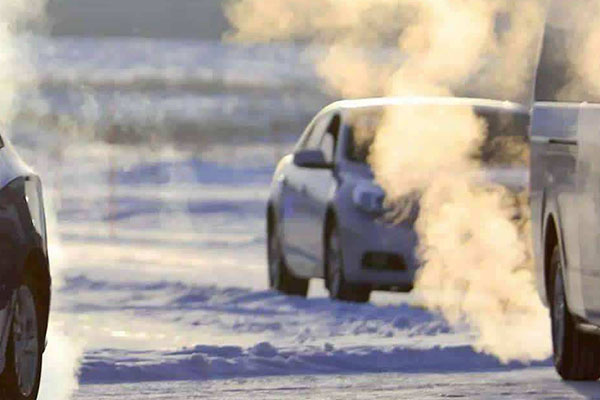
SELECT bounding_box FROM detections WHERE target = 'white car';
[267,96,529,303]
[531,0,600,381]
[0,133,50,399]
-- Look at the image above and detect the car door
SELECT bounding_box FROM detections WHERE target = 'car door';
[538,1,600,321]
[577,103,600,321]
[532,7,587,319]
[301,114,340,277]
[281,113,332,276]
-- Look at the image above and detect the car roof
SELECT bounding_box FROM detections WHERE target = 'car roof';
[320,96,530,116]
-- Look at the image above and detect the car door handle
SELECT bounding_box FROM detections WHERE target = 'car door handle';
[300,185,308,195]
[549,138,578,146]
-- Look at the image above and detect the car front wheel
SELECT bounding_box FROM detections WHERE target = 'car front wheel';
[550,245,600,381]
[0,272,43,399]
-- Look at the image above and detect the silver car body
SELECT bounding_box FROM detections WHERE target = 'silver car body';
[529,0,600,328]
[268,96,529,291]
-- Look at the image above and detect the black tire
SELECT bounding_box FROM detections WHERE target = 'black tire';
[0,272,43,399]
[550,245,600,381]
[268,220,309,297]
[326,224,371,303]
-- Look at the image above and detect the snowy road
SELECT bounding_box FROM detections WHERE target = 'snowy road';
[20,143,561,399]
[73,369,600,399]
[6,33,574,399]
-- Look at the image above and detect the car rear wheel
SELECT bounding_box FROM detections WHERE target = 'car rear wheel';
[550,245,600,381]
[326,224,370,303]
[0,272,43,399]
[268,221,309,297]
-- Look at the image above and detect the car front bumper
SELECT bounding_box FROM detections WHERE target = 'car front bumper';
[336,201,419,291]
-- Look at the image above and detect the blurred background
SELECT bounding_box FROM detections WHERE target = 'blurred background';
[47,0,229,39]
[21,0,335,395]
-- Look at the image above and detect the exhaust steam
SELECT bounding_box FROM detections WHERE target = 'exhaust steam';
[226,0,552,363]
[1,1,82,398]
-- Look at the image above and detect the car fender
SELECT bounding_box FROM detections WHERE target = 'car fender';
[318,177,343,277]
[0,145,50,375]
[542,195,586,316]
[268,155,292,214]
[323,171,369,273]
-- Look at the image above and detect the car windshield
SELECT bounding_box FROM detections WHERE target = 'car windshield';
[477,110,530,166]
[345,112,381,165]
[345,107,530,166]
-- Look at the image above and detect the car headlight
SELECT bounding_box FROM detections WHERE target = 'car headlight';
[352,182,386,214]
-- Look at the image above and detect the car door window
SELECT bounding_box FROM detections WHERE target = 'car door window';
[320,115,341,163]
[295,115,329,152]
[321,133,335,163]
[295,123,315,152]
[305,115,331,150]
[345,111,380,164]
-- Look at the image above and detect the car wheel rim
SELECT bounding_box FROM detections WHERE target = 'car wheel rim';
[13,285,39,397]
[552,264,566,365]
[328,229,342,297]
[269,233,281,288]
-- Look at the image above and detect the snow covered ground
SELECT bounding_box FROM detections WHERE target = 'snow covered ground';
[9,140,563,399]
[73,369,600,399]
[6,36,570,399]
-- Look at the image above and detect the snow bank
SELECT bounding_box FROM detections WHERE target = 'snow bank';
[57,275,550,385]
[79,342,550,384]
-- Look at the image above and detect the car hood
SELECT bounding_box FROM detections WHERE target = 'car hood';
[351,165,528,225]
[351,165,528,192]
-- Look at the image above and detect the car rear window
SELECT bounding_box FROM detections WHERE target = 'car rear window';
[477,111,530,166]
[535,0,600,103]
[345,111,381,164]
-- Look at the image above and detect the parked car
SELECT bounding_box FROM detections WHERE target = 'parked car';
[0,135,50,399]
[267,96,529,303]
[531,0,600,381]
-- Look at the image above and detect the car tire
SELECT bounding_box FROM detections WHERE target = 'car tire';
[326,224,371,303]
[0,271,43,399]
[268,220,309,297]
[550,245,600,381]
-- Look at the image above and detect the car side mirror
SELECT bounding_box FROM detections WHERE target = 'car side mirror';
[293,149,333,169]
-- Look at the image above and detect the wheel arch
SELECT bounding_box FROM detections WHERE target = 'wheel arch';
[323,206,338,286]
[266,202,275,237]
[21,248,51,342]
[544,213,560,305]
